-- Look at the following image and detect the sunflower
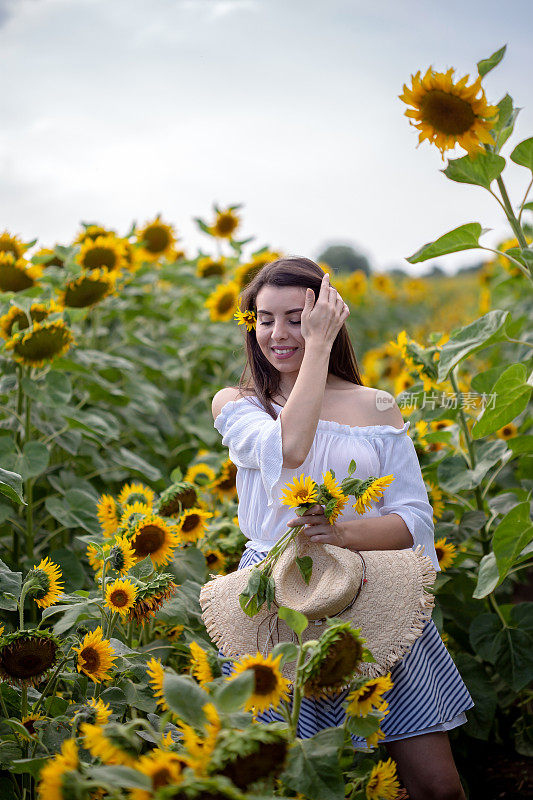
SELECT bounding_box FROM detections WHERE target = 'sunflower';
[352,475,395,515]
[96,494,120,537]
[0,253,42,292]
[430,418,454,432]
[136,215,177,261]
[37,738,79,800]
[204,281,240,322]
[184,462,217,487]
[104,578,137,617]
[426,481,445,521]
[196,256,227,279]
[399,67,499,159]
[365,757,400,800]
[228,652,290,714]
[118,481,155,508]
[0,230,28,260]
[78,234,127,273]
[108,535,136,575]
[74,224,114,245]
[346,674,394,717]
[414,420,429,448]
[73,627,116,683]
[26,556,64,608]
[393,370,415,396]
[5,319,74,369]
[189,642,214,687]
[233,305,257,332]
[176,508,213,545]
[0,300,62,340]
[120,501,152,526]
[157,481,199,516]
[371,273,396,299]
[130,514,180,566]
[146,657,169,711]
[167,624,184,641]
[208,726,288,791]
[21,712,45,737]
[212,460,238,501]
[33,247,65,268]
[434,537,456,571]
[496,422,518,440]
[301,621,365,698]
[404,277,427,302]
[321,470,349,524]
[60,268,117,308]
[496,236,533,276]
[344,269,368,301]
[127,574,177,625]
[479,287,491,314]
[202,547,227,574]
[131,750,184,800]
[366,725,386,749]
[179,702,221,775]
[80,722,137,766]
[0,629,60,688]
[281,474,318,509]
[209,208,240,239]
[233,261,265,290]
[87,697,112,726]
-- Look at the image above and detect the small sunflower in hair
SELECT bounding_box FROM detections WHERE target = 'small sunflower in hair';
[234,305,256,331]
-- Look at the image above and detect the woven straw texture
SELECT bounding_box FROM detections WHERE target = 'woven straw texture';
[200,535,436,682]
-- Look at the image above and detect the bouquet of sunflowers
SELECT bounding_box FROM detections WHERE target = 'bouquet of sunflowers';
[239,460,394,617]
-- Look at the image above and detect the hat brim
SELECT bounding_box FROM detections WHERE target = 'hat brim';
[200,546,435,682]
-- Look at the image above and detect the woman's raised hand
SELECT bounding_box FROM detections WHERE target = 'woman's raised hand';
[300,273,350,348]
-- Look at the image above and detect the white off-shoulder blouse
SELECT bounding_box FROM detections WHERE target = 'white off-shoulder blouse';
[213,395,440,571]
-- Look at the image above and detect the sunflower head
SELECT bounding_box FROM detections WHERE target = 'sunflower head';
[301,620,365,698]
[0,300,62,340]
[208,725,288,791]
[184,463,217,488]
[365,757,401,800]
[86,697,112,726]
[5,319,74,369]
[157,481,199,516]
[434,537,456,571]
[73,626,116,683]
[202,547,227,574]
[233,305,257,332]
[74,224,114,245]
[127,574,177,625]
[96,494,120,537]
[37,738,79,800]
[228,652,290,714]
[281,474,319,509]
[146,657,169,711]
[80,722,139,766]
[496,422,518,440]
[352,474,395,515]
[104,578,137,616]
[177,508,213,545]
[196,256,227,279]
[25,556,64,608]
[209,208,240,239]
[108,535,136,575]
[60,268,117,308]
[204,281,240,322]
[212,460,238,500]
[33,247,65,268]
[21,712,45,737]
[0,253,42,292]
[136,215,177,260]
[134,749,185,799]
[118,481,155,509]
[345,673,394,717]
[189,641,214,687]
[0,230,29,260]
[130,514,180,566]
[78,234,126,273]
[400,66,499,159]
[0,629,60,687]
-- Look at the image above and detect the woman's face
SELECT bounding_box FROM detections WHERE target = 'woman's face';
[255,285,307,375]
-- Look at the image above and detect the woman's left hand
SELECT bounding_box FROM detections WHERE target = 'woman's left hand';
[287,504,346,547]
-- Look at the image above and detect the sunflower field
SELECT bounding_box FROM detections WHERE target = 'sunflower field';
[0,45,532,799]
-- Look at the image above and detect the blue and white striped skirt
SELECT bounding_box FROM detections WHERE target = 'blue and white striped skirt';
[219,547,474,745]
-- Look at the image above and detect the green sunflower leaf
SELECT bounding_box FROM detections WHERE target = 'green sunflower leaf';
[0,467,24,505]
[510,137,533,174]
[296,556,313,585]
[491,94,521,152]
[477,45,507,77]
[278,606,308,636]
[213,668,254,713]
[406,223,485,264]
[442,152,505,190]
[472,363,531,439]
[163,674,209,727]
[436,309,510,382]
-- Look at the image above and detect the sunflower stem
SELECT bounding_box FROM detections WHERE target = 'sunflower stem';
[288,632,306,740]
[496,176,530,254]
[0,686,9,719]
[32,655,70,714]
[518,176,533,225]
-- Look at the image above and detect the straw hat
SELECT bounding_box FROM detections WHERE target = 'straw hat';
[200,532,436,681]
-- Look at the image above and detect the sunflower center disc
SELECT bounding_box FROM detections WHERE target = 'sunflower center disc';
[252,664,277,695]
[133,526,165,556]
[81,646,100,673]
[152,768,172,790]
[83,247,116,270]
[145,227,170,253]
[218,294,235,314]
[110,590,128,608]
[182,516,199,533]
[420,90,476,135]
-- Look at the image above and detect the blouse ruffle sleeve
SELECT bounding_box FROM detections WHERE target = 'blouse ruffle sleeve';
[213,398,284,507]
[374,422,440,571]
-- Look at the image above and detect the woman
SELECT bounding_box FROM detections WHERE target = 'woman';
[211,257,472,800]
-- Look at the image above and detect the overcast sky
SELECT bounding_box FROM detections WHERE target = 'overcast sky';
[0,0,531,274]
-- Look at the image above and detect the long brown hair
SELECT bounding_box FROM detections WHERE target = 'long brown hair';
[234,257,364,419]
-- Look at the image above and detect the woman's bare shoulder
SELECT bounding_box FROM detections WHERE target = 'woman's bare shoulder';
[347,385,405,428]
[211,387,256,421]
